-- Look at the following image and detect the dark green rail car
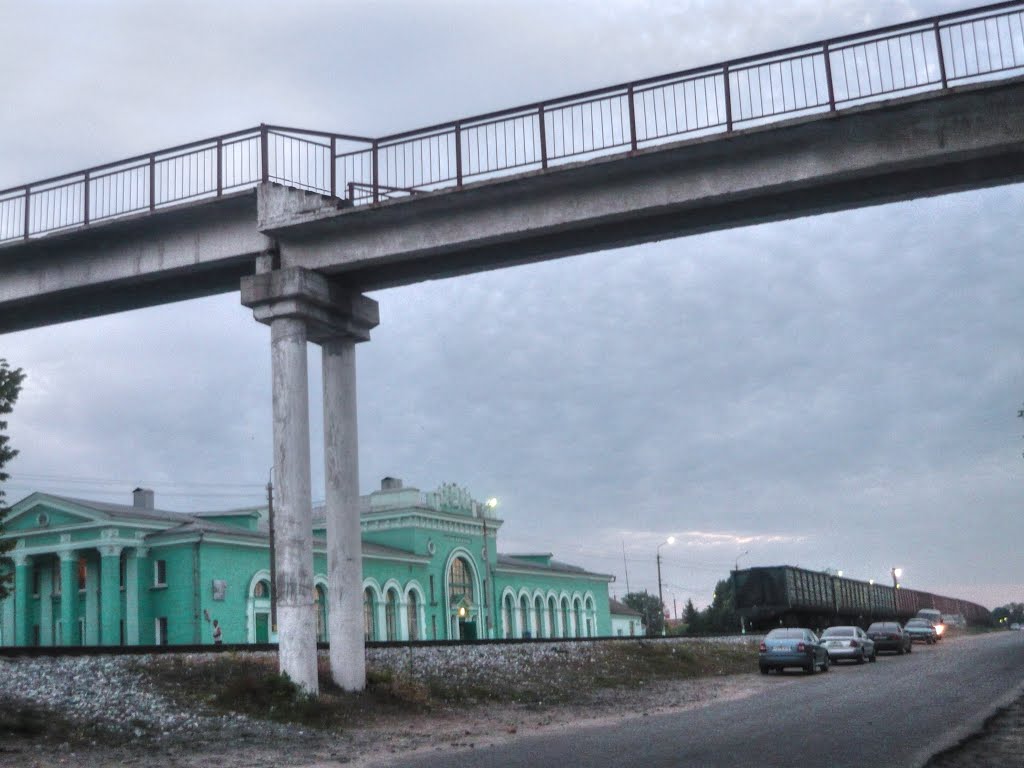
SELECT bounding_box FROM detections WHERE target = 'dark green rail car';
[733,566,991,630]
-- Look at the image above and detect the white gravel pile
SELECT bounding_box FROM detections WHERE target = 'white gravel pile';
[0,655,289,742]
[0,636,756,740]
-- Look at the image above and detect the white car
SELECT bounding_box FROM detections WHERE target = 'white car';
[1010,623,1021,631]
[820,626,877,663]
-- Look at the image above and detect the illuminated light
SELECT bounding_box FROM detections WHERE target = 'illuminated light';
[666,535,676,545]
[485,498,498,509]
[458,606,466,618]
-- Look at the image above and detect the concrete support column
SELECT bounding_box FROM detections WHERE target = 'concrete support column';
[99,546,123,646]
[269,315,318,692]
[323,336,367,691]
[242,266,378,696]
[13,554,30,646]
[59,552,77,645]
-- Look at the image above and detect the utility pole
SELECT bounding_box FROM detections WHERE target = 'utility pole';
[267,474,277,633]
[622,540,631,595]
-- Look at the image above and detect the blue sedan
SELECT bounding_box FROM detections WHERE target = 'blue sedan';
[759,628,831,674]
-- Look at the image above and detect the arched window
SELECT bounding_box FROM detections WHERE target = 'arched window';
[534,595,545,638]
[503,593,515,638]
[253,579,272,599]
[519,595,531,638]
[561,597,571,638]
[548,596,558,637]
[385,589,399,641]
[363,588,376,641]
[407,591,420,641]
[573,597,583,638]
[584,596,595,637]
[448,557,474,604]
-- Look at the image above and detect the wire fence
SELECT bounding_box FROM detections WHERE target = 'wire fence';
[2,1,1022,243]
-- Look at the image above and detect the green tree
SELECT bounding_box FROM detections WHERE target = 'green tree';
[683,598,701,634]
[0,359,26,601]
[700,578,740,634]
[992,603,1024,626]
[622,590,665,636]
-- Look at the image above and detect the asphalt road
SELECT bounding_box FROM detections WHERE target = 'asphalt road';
[378,631,1024,768]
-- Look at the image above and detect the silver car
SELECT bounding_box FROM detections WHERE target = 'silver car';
[758,627,831,674]
[820,625,877,664]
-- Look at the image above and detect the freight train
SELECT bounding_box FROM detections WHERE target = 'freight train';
[733,566,991,631]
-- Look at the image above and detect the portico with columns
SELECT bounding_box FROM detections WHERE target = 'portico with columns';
[0,498,156,647]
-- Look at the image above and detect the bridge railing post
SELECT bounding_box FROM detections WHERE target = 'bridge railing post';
[216,138,223,197]
[149,155,156,212]
[454,122,463,188]
[538,105,548,170]
[723,65,733,132]
[824,43,837,112]
[627,85,638,152]
[83,171,90,226]
[371,140,379,204]
[934,21,948,89]
[260,124,270,184]
[22,187,29,240]
[329,136,337,198]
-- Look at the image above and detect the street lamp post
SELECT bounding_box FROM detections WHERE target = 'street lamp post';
[656,536,676,636]
[733,550,749,634]
[891,567,903,617]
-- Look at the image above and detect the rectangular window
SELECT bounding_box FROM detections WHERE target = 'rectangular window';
[77,557,87,592]
[429,575,435,604]
[31,567,41,597]
[77,617,85,645]
[119,555,126,591]
[52,561,61,596]
[155,617,168,646]
[31,625,40,646]
[153,560,167,587]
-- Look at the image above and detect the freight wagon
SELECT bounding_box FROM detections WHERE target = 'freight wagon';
[733,566,991,631]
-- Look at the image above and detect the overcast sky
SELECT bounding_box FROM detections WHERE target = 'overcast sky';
[1,0,1021,612]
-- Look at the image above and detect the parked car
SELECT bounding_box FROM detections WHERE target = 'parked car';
[867,621,913,655]
[904,617,939,644]
[759,627,830,674]
[916,609,946,639]
[942,613,966,630]
[820,625,877,663]
[1009,623,1021,631]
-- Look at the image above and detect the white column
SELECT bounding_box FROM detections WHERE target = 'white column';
[271,316,318,694]
[323,336,366,690]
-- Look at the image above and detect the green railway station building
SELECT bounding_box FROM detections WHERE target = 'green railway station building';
[0,477,614,648]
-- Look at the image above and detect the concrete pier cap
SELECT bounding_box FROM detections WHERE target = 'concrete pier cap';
[241,267,379,343]
[241,266,378,695]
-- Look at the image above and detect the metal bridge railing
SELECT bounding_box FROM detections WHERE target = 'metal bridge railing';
[2,1,1023,245]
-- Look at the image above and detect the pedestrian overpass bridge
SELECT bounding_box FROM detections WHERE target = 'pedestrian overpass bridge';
[2,1,1023,694]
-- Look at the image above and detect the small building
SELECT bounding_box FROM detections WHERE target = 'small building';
[609,597,644,637]
[0,478,614,647]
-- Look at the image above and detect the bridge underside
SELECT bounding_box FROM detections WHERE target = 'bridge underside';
[1,77,1022,332]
